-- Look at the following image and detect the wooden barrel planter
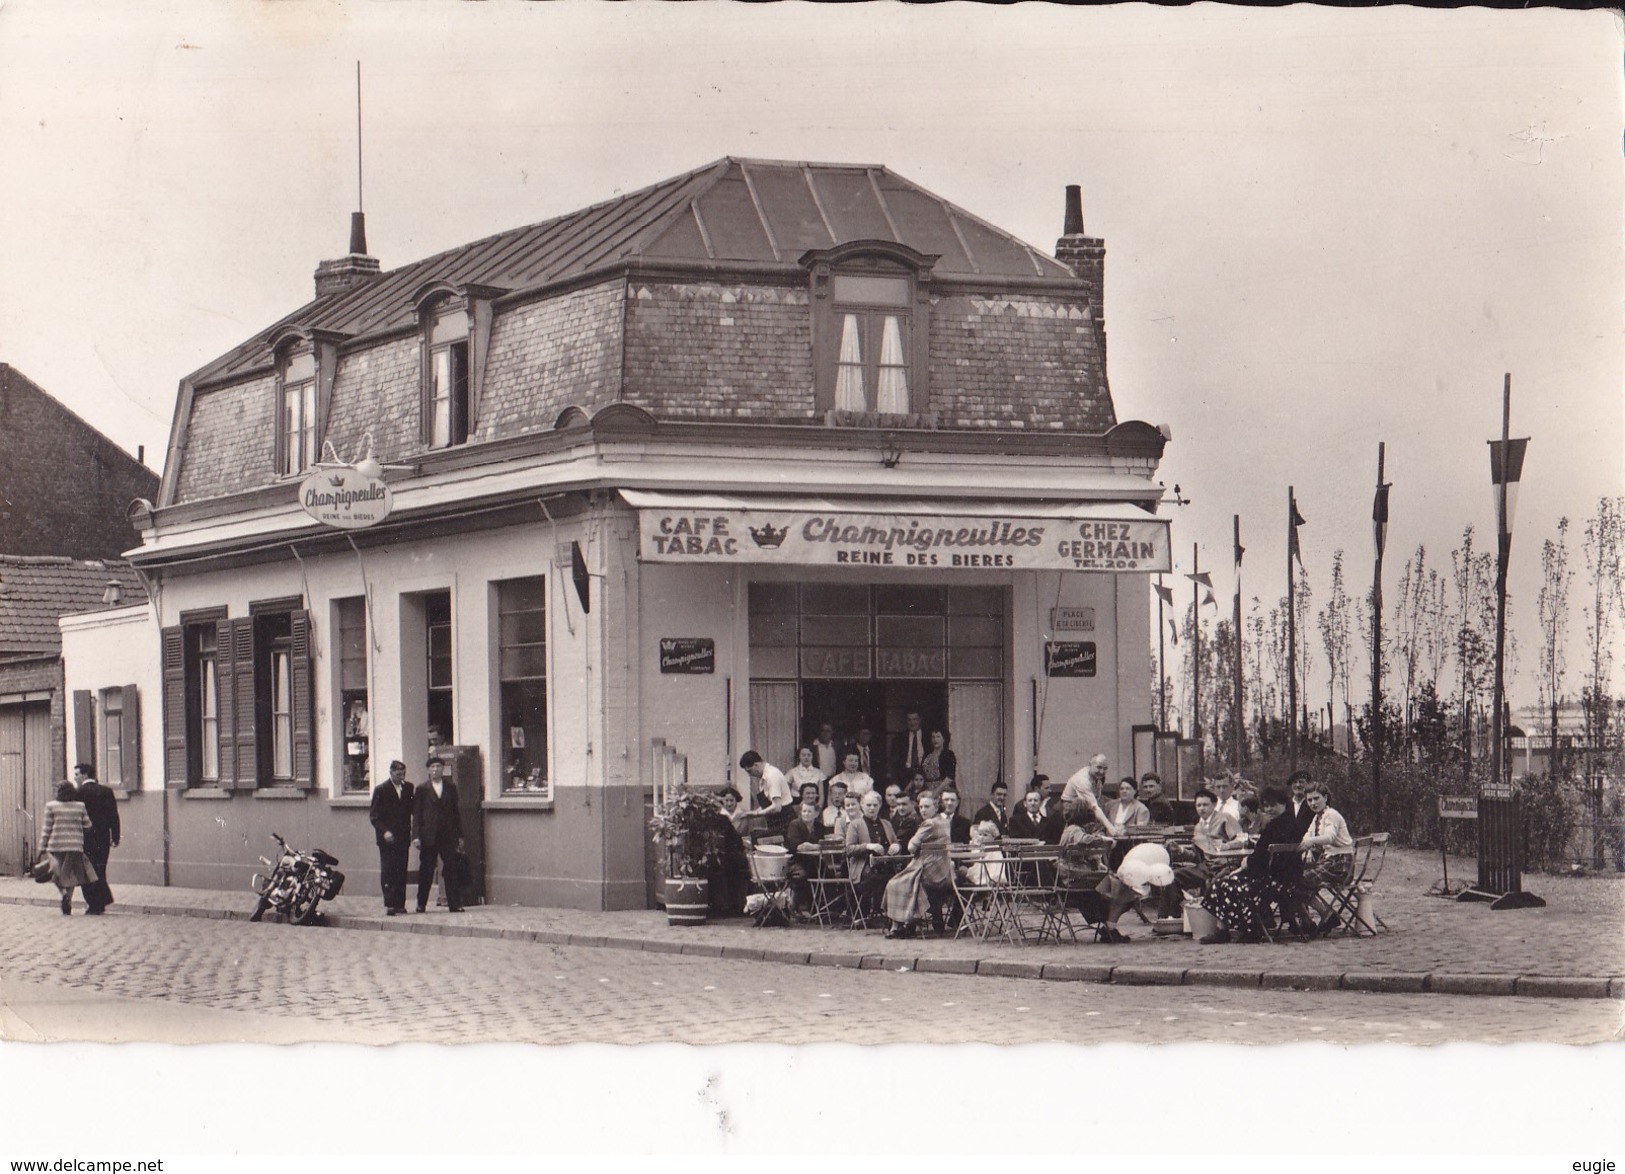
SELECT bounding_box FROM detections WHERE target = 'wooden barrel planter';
[664,877,710,926]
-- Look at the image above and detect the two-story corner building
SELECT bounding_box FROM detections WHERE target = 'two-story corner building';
[109,157,1170,909]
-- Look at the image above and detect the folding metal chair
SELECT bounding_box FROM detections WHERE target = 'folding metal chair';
[747,850,794,928]
[952,851,1013,943]
[1318,833,1388,936]
[807,843,849,927]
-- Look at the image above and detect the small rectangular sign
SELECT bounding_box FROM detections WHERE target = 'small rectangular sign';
[658,638,715,674]
[1438,796,1479,819]
[1480,783,1516,801]
[1050,606,1096,632]
[1044,641,1097,677]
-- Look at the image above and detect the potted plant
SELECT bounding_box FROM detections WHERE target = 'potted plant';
[649,785,726,925]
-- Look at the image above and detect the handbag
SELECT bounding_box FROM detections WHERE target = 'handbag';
[30,854,55,884]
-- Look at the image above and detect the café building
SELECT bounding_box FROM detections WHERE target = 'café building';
[95,158,1170,909]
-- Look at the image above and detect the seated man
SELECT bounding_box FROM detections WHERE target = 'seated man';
[1174,787,1247,896]
[940,787,972,844]
[821,780,850,833]
[972,781,1010,836]
[1007,780,1046,839]
[1138,772,1177,824]
[890,793,922,844]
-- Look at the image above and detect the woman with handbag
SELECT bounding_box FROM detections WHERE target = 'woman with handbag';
[39,780,98,916]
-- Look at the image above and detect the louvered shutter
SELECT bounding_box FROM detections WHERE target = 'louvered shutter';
[160,627,188,785]
[72,690,95,772]
[120,684,142,790]
[290,611,315,788]
[230,618,258,788]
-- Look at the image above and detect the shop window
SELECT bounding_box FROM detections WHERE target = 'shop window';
[160,604,314,789]
[276,351,318,476]
[496,577,548,796]
[336,597,370,793]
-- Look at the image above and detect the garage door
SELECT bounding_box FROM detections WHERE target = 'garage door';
[0,700,53,874]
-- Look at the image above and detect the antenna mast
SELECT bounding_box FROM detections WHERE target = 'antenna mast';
[348,61,368,255]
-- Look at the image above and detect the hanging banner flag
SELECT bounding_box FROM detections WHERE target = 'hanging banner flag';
[1185,570,1213,588]
[1488,437,1529,535]
[1289,494,1307,570]
[1202,588,1217,609]
[1153,582,1174,606]
[1372,481,1391,560]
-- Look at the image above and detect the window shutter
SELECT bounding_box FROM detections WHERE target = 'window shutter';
[120,684,142,790]
[160,627,188,785]
[72,690,95,773]
[272,375,287,476]
[290,610,315,788]
[230,618,258,788]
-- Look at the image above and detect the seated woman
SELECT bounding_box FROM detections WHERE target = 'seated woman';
[1200,784,1304,943]
[845,790,901,919]
[1297,781,1355,933]
[832,790,862,840]
[1106,777,1152,831]
[718,786,751,832]
[1174,787,1249,896]
[883,790,957,939]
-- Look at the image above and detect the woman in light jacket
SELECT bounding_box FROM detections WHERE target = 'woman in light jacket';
[40,780,98,916]
[883,790,956,938]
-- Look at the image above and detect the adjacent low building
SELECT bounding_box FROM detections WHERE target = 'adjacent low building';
[80,158,1170,908]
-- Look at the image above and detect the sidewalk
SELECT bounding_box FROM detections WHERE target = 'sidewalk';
[4,847,1621,999]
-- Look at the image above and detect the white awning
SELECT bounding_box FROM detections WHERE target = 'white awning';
[619,489,1170,573]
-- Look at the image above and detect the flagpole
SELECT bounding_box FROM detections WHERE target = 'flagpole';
[1288,487,1299,773]
[1156,573,1167,731]
[1372,442,1386,824]
[1233,514,1244,776]
[1192,542,1202,749]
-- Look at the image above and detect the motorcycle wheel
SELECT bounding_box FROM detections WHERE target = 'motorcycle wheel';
[289,883,322,926]
[248,896,270,923]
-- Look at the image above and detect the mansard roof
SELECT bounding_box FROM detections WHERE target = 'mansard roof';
[188,158,1078,387]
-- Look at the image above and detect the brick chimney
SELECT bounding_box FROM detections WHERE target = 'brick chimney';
[314,211,381,297]
[1053,184,1107,366]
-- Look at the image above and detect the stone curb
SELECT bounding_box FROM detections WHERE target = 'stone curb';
[2,893,1614,1000]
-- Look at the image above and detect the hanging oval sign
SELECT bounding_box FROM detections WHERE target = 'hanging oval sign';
[299,465,393,529]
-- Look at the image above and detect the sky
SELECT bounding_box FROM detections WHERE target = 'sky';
[1,2,1619,719]
[0,0,1617,1156]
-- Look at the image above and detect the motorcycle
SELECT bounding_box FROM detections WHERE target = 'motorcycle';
[249,832,344,925]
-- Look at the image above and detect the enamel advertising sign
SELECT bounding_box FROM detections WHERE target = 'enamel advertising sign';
[633,501,1170,573]
[298,466,393,529]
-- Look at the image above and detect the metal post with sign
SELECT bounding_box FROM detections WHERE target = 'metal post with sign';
[1460,376,1543,910]
[1432,795,1477,897]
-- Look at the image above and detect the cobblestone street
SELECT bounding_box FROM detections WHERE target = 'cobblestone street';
[2,904,1617,1045]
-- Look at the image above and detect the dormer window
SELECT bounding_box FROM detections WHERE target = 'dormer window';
[802,241,937,422]
[277,351,317,476]
[833,273,912,414]
[425,307,470,449]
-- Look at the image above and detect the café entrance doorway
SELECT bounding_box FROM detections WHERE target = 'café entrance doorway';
[799,680,947,787]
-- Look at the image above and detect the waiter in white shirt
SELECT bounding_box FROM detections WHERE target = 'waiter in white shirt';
[738,750,792,813]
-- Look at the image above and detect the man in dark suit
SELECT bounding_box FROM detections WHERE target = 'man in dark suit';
[843,724,878,782]
[940,787,973,845]
[893,711,928,784]
[74,763,118,915]
[369,759,414,915]
[1008,786,1048,839]
[412,756,465,912]
[971,782,1010,836]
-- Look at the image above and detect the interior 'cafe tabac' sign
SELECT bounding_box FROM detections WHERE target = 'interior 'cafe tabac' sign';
[298,465,393,529]
[635,506,1170,572]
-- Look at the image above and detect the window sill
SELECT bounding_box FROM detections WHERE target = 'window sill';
[485,795,555,812]
[253,787,310,800]
[182,788,233,801]
[329,794,374,808]
[824,409,937,429]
